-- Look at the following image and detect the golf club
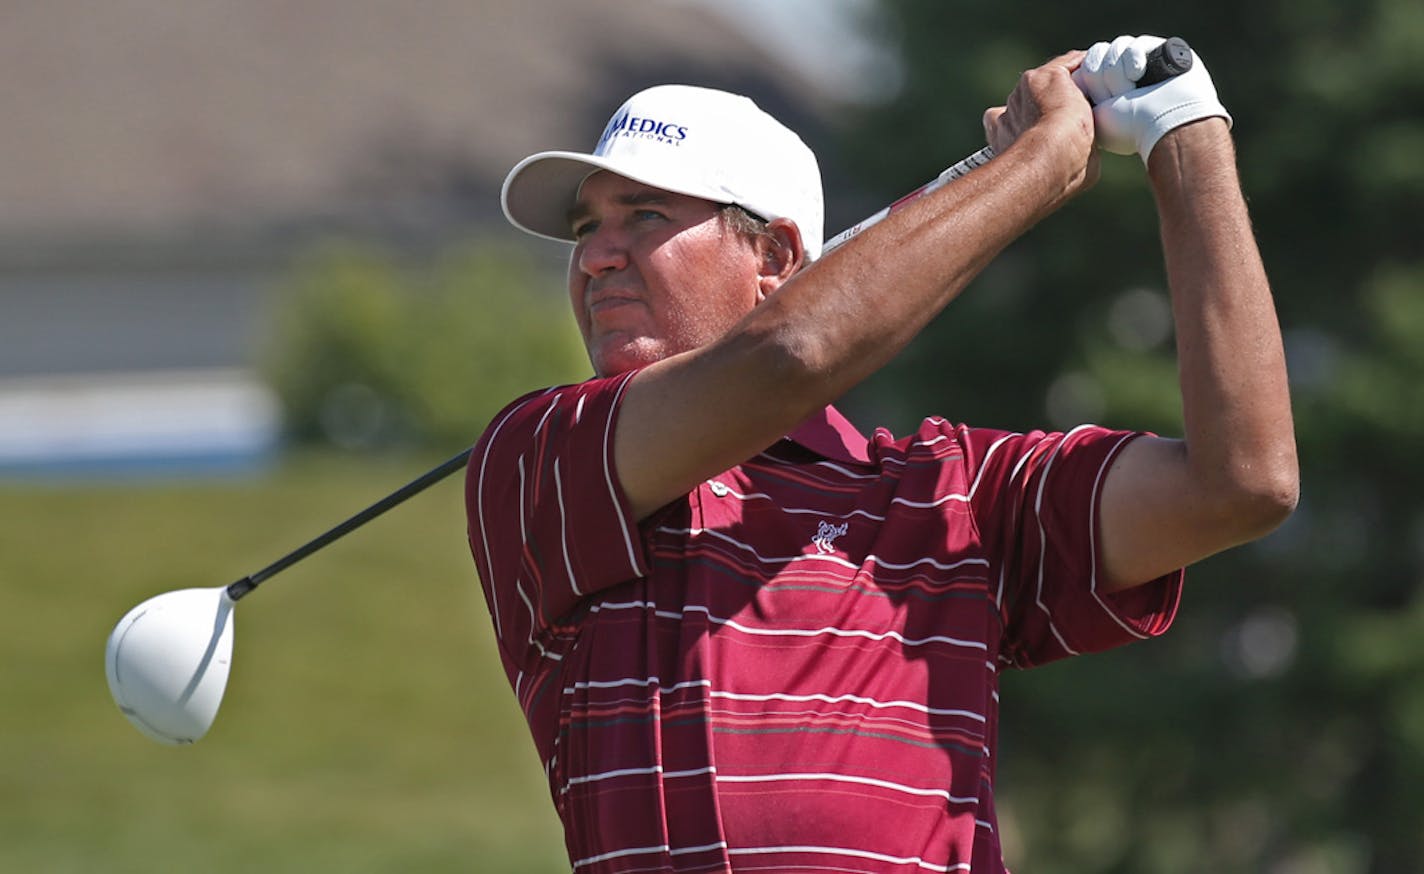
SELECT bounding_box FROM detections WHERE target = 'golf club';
[105,446,472,744]
[105,37,1193,745]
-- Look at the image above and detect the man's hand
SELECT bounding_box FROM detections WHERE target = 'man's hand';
[983,50,1100,200]
[1074,35,1232,164]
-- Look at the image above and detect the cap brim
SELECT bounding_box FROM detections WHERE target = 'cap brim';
[500,151,603,244]
[501,150,731,245]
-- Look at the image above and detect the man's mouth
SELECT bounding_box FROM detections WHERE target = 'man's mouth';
[588,290,642,315]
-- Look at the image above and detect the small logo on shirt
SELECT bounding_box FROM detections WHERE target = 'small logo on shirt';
[812,520,849,554]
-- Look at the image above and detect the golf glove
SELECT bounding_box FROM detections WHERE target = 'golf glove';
[1073,34,1232,164]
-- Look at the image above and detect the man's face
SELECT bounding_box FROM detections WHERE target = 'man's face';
[567,171,765,377]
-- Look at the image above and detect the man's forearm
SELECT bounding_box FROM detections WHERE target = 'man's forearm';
[617,124,1085,520]
[1149,120,1299,522]
[761,121,1088,391]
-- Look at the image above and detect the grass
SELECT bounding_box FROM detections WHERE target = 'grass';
[0,451,569,872]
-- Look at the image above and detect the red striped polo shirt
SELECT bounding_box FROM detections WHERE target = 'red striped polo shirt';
[466,371,1182,873]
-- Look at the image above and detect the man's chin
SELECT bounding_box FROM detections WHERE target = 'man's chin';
[591,340,666,378]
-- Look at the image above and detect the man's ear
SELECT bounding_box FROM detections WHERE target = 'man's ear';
[756,218,806,301]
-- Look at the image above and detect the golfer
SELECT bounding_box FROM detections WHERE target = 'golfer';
[467,35,1296,873]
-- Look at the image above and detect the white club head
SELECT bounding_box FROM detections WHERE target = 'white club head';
[105,587,235,745]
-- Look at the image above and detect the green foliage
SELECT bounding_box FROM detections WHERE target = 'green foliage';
[842,2,1424,871]
[264,240,588,450]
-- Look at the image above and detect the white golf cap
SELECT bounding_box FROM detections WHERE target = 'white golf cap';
[501,84,825,260]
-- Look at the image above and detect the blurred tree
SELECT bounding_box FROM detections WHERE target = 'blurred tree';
[840,1,1424,871]
[263,240,589,451]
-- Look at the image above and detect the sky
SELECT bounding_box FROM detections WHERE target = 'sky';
[686,0,900,102]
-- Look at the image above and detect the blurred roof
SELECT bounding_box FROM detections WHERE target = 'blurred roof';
[0,0,862,474]
[0,0,842,245]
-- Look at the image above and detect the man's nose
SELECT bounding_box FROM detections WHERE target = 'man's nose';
[576,225,629,276]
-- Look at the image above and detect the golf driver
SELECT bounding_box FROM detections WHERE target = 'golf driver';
[105,446,472,744]
[106,38,1192,745]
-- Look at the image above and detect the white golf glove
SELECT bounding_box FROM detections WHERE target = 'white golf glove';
[1073,34,1232,164]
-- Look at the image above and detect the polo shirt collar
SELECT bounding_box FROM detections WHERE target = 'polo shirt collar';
[785,405,872,465]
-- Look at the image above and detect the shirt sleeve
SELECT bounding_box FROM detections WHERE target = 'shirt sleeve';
[465,372,648,671]
[959,423,1184,669]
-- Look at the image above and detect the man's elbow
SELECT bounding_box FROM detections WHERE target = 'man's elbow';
[1219,458,1300,541]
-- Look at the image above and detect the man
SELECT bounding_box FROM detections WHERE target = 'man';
[467,35,1296,873]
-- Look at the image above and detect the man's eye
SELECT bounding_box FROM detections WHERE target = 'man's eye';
[572,219,597,239]
[634,209,665,222]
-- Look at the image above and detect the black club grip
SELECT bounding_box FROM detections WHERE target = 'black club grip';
[1139,36,1193,86]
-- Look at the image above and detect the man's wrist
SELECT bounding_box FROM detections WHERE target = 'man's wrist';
[1146,117,1234,187]
[1005,116,1094,195]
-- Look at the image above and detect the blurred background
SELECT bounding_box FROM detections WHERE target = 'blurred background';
[2,0,1420,871]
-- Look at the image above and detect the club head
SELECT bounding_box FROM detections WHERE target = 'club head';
[105,586,235,745]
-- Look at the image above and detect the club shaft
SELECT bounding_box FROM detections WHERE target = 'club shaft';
[225,446,474,601]
[825,37,1191,253]
[823,147,994,253]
